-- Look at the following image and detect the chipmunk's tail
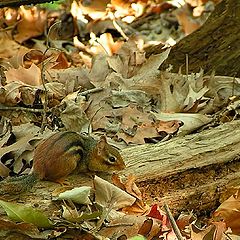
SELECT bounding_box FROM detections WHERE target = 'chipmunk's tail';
[0,174,38,195]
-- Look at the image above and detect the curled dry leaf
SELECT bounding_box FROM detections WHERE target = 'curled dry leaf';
[213,190,240,234]
[62,205,80,222]
[112,174,146,214]
[94,176,136,210]
[190,223,225,240]
[57,186,92,205]
[125,175,142,201]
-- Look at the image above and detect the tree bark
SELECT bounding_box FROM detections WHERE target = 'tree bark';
[156,0,240,77]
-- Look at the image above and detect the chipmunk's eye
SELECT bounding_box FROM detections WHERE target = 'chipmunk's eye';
[108,156,116,163]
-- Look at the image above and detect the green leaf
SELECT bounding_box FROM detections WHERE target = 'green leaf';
[77,211,102,222]
[0,200,53,228]
[39,1,65,10]
[128,235,147,240]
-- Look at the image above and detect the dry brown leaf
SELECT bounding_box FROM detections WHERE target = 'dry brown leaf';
[5,63,41,86]
[97,33,124,56]
[176,212,196,232]
[86,89,116,131]
[6,48,43,69]
[213,191,240,234]
[0,82,25,106]
[0,123,40,174]
[0,218,44,239]
[122,200,148,215]
[23,49,46,68]
[111,173,126,190]
[152,112,212,136]
[190,224,220,240]
[99,215,160,239]
[45,82,66,100]
[0,33,22,59]
[174,4,201,35]
[115,39,145,78]
[60,98,89,132]
[129,122,159,144]
[117,105,158,144]
[125,175,142,201]
[120,105,151,130]
[14,6,46,43]
[51,52,70,69]
[155,120,181,135]
[89,54,112,83]
[47,67,94,92]
[112,173,142,200]
[94,176,136,210]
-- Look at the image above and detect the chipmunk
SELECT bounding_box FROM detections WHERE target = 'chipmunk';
[0,131,125,195]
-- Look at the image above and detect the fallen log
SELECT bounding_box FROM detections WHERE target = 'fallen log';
[1,120,240,217]
[122,120,240,215]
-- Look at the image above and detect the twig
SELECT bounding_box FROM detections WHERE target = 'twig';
[185,54,188,81]
[163,203,184,240]
[112,20,129,41]
[46,20,62,48]
[78,87,103,96]
[106,223,134,228]
[108,12,129,41]
[0,104,45,113]
[40,59,51,133]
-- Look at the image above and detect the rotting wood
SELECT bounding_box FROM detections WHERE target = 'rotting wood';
[121,120,240,215]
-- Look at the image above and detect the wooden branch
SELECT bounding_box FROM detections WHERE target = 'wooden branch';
[0,0,58,8]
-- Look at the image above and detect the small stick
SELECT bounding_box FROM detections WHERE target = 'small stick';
[78,87,103,96]
[163,203,184,240]
[108,12,129,41]
[0,105,45,113]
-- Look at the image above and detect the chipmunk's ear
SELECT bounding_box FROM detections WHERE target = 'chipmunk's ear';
[96,136,107,154]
